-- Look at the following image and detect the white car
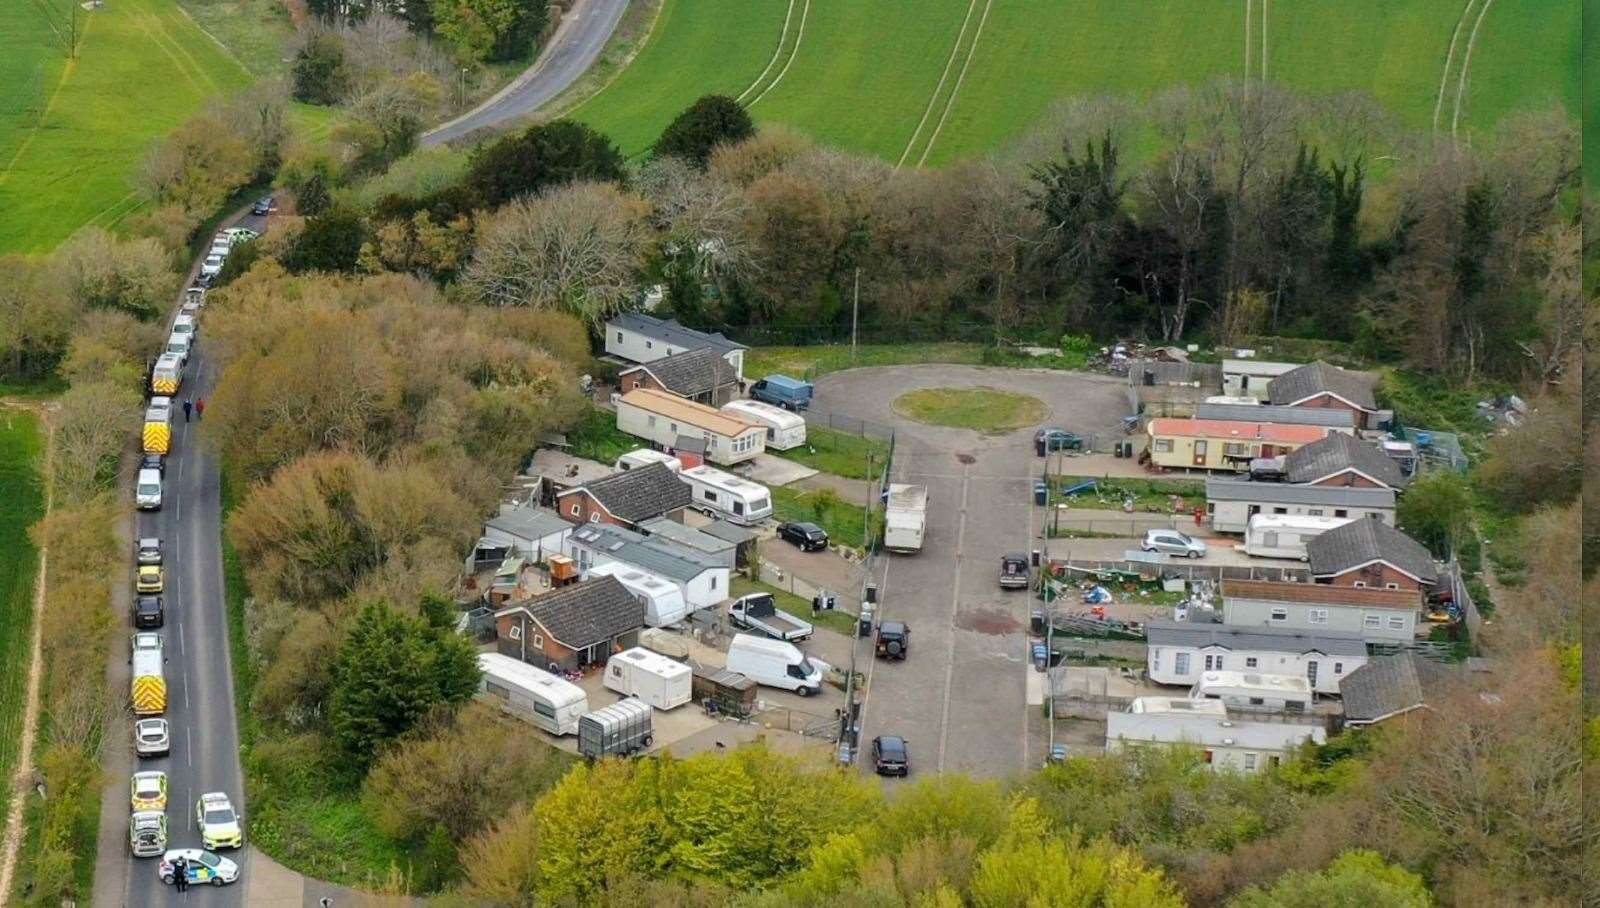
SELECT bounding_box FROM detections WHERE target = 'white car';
[131,632,162,657]
[135,468,163,511]
[134,718,170,758]
[171,314,197,340]
[200,254,224,278]
[196,792,243,849]
[158,848,239,886]
[1141,529,1207,559]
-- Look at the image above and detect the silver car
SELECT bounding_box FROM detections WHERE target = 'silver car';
[134,718,170,757]
[1142,529,1207,559]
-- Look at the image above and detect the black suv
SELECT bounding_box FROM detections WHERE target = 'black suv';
[133,596,164,629]
[777,521,829,552]
[875,620,909,660]
[871,736,909,777]
[141,453,165,477]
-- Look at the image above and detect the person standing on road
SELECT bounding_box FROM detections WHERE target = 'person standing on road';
[173,854,188,891]
[195,398,206,421]
[182,399,192,422]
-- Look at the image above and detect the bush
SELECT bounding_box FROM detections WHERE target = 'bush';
[464,119,625,210]
[653,95,755,168]
[433,0,549,62]
[293,34,351,106]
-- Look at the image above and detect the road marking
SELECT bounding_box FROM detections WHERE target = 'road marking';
[186,727,193,769]
[935,465,970,773]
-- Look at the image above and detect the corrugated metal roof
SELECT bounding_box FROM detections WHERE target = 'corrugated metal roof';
[1195,403,1356,428]
[1204,479,1395,508]
[1145,621,1369,657]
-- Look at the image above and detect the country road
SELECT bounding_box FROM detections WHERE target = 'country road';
[422,0,629,147]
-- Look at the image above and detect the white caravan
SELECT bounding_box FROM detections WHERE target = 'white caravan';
[720,399,806,450]
[603,647,692,710]
[681,464,772,525]
[615,449,682,473]
[584,561,690,627]
[725,634,823,697]
[1190,670,1313,713]
[1241,514,1357,561]
[476,652,589,735]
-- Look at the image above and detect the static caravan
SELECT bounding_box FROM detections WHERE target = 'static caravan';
[1205,479,1395,534]
[720,399,806,450]
[1241,514,1356,560]
[1221,359,1300,401]
[603,647,692,710]
[477,652,589,735]
[681,465,772,525]
[616,387,765,466]
[1190,670,1313,713]
[584,561,689,627]
[1146,418,1329,473]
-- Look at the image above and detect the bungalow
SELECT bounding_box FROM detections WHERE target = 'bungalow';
[1145,621,1369,695]
[1204,479,1395,533]
[481,504,573,562]
[1221,359,1300,401]
[1282,432,1409,490]
[1221,579,1421,644]
[1146,418,1329,472]
[1193,402,1356,433]
[617,347,742,407]
[605,313,746,379]
[1127,361,1224,417]
[554,462,692,530]
[616,387,765,466]
[1267,361,1379,428]
[565,523,730,611]
[493,576,645,671]
[1106,697,1327,773]
[1306,518,1438,592]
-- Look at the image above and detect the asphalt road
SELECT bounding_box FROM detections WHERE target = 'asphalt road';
[421,0,629,147]
[811,366,1131,779]
[97,208,267,906]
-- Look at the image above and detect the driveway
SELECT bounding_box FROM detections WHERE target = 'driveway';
[813,365,1130,779]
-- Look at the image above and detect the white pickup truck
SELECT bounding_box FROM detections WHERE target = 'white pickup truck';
[883,483,928,553]
[728,593,813,642]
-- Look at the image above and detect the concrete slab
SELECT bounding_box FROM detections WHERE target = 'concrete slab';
[735,453,816,487]
[528,448,613,486]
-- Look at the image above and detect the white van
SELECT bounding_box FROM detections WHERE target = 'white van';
[720,399,806,451]
[164,332,192,365]
[476,653,589,735]
[584,561,689,627]
[1191,670,1313,713]
[150,354,184,395]
[603,647,692,710]
[725,634,823,697]
[615,449,682,473]
[136,468,163,510]
[1241,514,1356,561]
[681,465,771,525]
[170,314,197,341]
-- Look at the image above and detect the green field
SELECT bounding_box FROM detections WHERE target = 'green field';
[0,0,251,254]
[893,387,1046,434]
[572,0,1578,163]
[0,410,45,819]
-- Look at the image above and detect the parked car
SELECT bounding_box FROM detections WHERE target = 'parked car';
[875,620,910,660]
[134,718,170,757]
[133,595,164,629]
[1141,529,1207,559]
[871,735,910,777]
[130,771,168,812]
[196,792,243,849]
[199,254,224,279]
[158,849,239,886]
[140,452,165,478]
[136,564,164,594]
[136,537,162,565]
[129,811,168,857]
[221,227,258,245]
[777,521,829,552]
[1034,427,1083,455]
[250,195,274,216]
[136,469,163,511]
[999,553,1031,589]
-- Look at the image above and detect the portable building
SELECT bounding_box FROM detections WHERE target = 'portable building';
[616,387,765,466]
[585,562,690,627]
[1146,418,1328,472]
[720,399,807,450]
[1190,670,1314,713]
[603,647,692,709]
[1205,479,1394,533]
[481,504,572,562]
[477,652,589,735]
[1241,514,1358,560]
[680,464,772,525]
[1221,359,1300,400]
[1221,579,1422,644]
[1145,620,1368,695]
[577,697,654,758]
[1106,699,1326,772]
[636,517,739,569]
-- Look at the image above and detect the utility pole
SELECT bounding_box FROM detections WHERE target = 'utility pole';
[851,267,860,367]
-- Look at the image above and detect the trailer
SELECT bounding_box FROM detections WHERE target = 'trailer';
[883,484,928,554]
[603,647,692,710]
[728,592,813,642]
[477,652,589,736]
[1241,514,1356,561]
[578,698,654,758]
[720,399,807,450]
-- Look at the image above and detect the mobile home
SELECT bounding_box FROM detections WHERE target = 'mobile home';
[1190,670,1314,713]
[720,399,806,450]
[1240,514,1358,560]
[585,561,690,627]
[681,464,772,525]
[1221,359,1300,401]
[1146,418,1329,473]
[477,652,589,735]
[603,647,692,710]
[616,387,765,466]
[1205,479,1394,533]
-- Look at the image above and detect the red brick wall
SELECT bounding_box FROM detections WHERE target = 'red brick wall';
[1296,393,1369,428]
[495,613,578,669]
[553,490,626,529]
[1308,470,1384,489]
[619,371,665,395]
[1321,562,1424,592]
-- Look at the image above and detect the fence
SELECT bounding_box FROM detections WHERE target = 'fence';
[757,705,842,740]
[756,561,860,614]
[1051,558,1312,584]
[1048,514,1191,537]
[803,409,897,443]
[1444,560,1484,647]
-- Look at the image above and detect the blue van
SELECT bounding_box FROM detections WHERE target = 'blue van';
[749,374,813,411]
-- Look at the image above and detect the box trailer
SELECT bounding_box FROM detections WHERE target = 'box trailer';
[681,464,772,525]
[883,484,928,554]
[578,697,654,758]
[1241,513,1357,561]
[584,561,689,627]
[603,647,692,710]
[720,399,807,450]
[477,652,589,736]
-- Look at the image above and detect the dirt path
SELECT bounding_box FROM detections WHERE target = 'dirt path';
[0,406,54,898]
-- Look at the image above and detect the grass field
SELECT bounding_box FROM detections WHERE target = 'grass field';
[0,410,45,821]
[572,0,1578,164]
[0,0,251,254]
[893,387,1046,434]
[773,425,889,479]
[771,485,878,554]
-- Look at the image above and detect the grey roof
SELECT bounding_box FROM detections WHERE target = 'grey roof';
[1107,711,1326,750]
[620,347,739,397]
[636,517,737,556]
[510,576,644,649]
[1145,621,1369,657]
[1195,403,1356,429]
[1306,519,1438,584]
[1283,433,1408,488]
[1267,361,1377,410]
[485,506,572,542]
[1204,479,1395,509]
[611,313,746,355]
[1339,653,1453,724]
[699,520,756,545]
[1129,361,1223,390]
[569,524,719,582]
[571,463,691,523]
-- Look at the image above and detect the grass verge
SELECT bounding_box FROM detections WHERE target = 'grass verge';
[730,575,856,637]
[772,425,888,479]
[893,387,1046,434]
[771,486,878,554]
[1048,476,1205,513]
[0,410,45,821]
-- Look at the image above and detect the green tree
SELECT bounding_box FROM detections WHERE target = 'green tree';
[292,34,350,106]
[284,207,367,273]
[297,172,332,217]
[969,834,1184,908]
[653,95,755,168]
[434,0,547,62]
[328,600,480,766]
[1395,471,1475,558]
[1228,850,1431,908]
[465,119,624,209]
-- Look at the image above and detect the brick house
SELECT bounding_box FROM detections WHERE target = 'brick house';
[554,463,691,530]
[493,576,645,672]
[1267,361,1379,428]
[1306,519,1438,592]
[1283,432,1408,490]
[617,347,742,407]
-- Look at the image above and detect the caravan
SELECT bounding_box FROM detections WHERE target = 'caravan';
[1190,670,1313,713]
[720,399,806,450]
[615,449,682,473]
[603,647,692,709]
[477,653,589,735]
[584,561,690,627]
[681,465,772,525]
[1241,514,1356,561]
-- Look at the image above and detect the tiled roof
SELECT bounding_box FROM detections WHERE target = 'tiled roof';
[1204,479,1395,508]
[568,463,691,523]
[1147,418,1330,445]
[1267,361,1377,410]
[1305,519,1438,584]
[1283,433,1408,488]
[611,313,746,354]
[1145,621,1369,657]
[620,387,760,438]
[620,347,739,397]
[503,576,644,649]
[1339,653,1454,725]
[1222,579,1420,610]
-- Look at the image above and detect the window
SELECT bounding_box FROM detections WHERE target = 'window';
[533,700,556,720]
[1308,608,1328,625]
[1243,753,1258,771]
[1201,749,1214,764]
[1223,442,1248,457]
[1272,507,1288,515]
[531,633,544,648]
[507,625,523,640]
[1245,657,1258,668]
[1387,616,1405,629]
[733,500,745,515]
[1307,508,1323,516]
[1335,509,1348,518]
[647,415,657,428]
[670,422,678,434]
[1363,614,1382,628]
[569,503,580,517]
[710,575,718,590]
[589,514,599,523]
[645,341,653,349]
[1334,662,1344,674]
[702,490,719,503]
[1248,697,1265,705]
[1153,439,1173,453]
[1352,580,1367,588]
[1204,654,1224,671]
[1269,607,1288,622]
[615,332,622,343]
[1151,649,1161,671]
[1269,756,1281,768]
[1384,582,1400,590]
[1173,652,1191,676]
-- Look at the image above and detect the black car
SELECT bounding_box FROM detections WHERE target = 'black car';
[251,195,274,216]
[871,735,909,777]
[1034,427,1083,456]
[141,452,165,477]
[875,620,909,660]
[777,521,829,552]
[133,596,164,629]
[136,537,162,566]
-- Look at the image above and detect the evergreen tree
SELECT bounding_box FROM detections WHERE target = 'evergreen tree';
[465,119,624,209]
[652,95,755,168]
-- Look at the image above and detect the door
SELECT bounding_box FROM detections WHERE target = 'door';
[1192,440,1208,467]
[1306,661,1319,688]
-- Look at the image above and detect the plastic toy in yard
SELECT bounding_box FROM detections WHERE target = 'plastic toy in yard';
[1081,585,1112,605]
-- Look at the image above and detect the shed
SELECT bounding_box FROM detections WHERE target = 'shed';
[1128,361,1225,417]
[482,504,573,562]
[700,519,758,567]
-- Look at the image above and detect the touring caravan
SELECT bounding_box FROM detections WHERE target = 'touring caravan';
[681,465,772,525]
[603,647,692,710]
[584,561,690,627]
[615,449,682,473]
[1241,514,1357,561]
[720,399,806,450]
[477,652,589,735]
[1190,670,1313,713]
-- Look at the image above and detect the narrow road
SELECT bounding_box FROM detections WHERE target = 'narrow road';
[422,0,630,147]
